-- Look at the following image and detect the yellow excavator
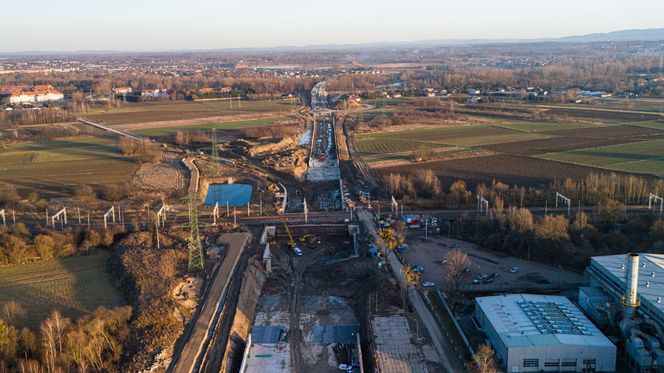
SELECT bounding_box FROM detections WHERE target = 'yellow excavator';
[281,216,302,256]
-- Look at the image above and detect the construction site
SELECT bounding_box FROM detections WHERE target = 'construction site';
[146,82,450,373]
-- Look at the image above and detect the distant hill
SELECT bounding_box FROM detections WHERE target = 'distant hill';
[553,28,664,42]
[2,28,663,56]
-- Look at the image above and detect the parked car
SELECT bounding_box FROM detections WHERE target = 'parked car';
[292,247,303,256]
[422,281,436,288]
[338,363,353,371]
[411,265,424,273]
[510,266,519,273]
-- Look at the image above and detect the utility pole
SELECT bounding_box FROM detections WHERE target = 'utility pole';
[187,194,204,272]
[210,128,219,176]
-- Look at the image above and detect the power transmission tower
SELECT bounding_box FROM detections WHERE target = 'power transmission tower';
[187,195,204,272]
[210,128,220,176]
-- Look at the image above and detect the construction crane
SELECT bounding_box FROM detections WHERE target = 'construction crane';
[280,216,302,256]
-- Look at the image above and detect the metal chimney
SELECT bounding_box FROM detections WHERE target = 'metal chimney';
[622,253,641,317]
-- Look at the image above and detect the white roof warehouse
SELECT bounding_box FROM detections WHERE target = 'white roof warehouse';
[475,294,616,372]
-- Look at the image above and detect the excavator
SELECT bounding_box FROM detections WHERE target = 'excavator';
[280,216,303,256]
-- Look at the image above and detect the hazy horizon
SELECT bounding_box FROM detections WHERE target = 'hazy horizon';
[1,0,663,53]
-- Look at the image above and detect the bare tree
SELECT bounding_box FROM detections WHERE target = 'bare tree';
[40,310,70,372]
[1,301,26,326]
[443,248,470,291]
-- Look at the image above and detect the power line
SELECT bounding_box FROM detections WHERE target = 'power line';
[187,194,204,272]
[210,128,220,176]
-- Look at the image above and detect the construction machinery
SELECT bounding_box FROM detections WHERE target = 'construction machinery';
[280,216,302,256]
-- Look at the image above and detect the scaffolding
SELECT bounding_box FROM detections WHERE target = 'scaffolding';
[103,206,116,229]
[555,192,571,216]
[156,202,167,227]
[477,195,489,218]
[52,208,67,231]
[649,193,663,214]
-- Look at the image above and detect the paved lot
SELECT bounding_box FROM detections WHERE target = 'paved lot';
[402,235,585,290]
[372,316,429,373]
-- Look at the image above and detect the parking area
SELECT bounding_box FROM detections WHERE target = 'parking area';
[401,235,585,290]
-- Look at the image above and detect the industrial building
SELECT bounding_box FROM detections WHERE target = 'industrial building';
[474,294,616,372]
[583,253,664,372]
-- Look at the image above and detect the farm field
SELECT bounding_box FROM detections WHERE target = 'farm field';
[0,250,125,328]
[571,99,664,113]
[382,154,602,188]
[355,124,550,147]
[489,121,609,132]
[629,120,664,131]
[86,99,294,125]
[540,106,662,122]
[0,136,137,195]
[130,115,294,137]
[355,118,664,188]
[537,139,664,176]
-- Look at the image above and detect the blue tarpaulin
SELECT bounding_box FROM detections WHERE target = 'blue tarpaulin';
[205,183,252,206]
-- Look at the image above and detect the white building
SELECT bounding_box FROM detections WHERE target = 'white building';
[3,85,64,104]
[112,86,132,95]
[475,294,616,372]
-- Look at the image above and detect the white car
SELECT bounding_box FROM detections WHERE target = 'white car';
[292,247,303,256]
[338,364,353,371]
[509,266,519,273]
[422,281,435,288]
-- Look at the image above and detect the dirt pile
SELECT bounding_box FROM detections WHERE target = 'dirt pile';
[133,152,185,191]
[172,277,203,314]
[260,148,308,180]
[247,136,296,157]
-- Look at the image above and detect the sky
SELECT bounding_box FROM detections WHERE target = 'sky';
[1,0,663,52]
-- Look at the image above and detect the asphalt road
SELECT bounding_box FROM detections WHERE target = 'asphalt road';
[169,232,251,373]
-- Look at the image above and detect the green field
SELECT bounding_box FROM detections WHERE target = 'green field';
[537,139,664,176]
[0,251,125,328]
[0,136,137,195]
[87,99,294,125]
[629,121,664,131]
[356,125,550,147]
[354,138,440,155]
[130,115,295,137]
[490,121,609,132]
